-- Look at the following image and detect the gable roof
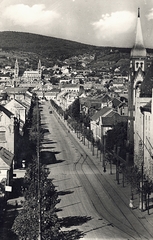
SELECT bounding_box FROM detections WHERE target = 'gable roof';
[102,112,128,126]
[91,107,112,121]
[0,105,14,118]
[0,147,14,169]
[19,101,30,109]
[112,98,122,108]
[95,94,111,103]
[5,99,26,109]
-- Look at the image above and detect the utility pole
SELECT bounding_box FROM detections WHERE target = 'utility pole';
[37,98,41,240]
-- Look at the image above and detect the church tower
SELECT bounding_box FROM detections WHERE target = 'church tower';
[128,8,147,148]
[13,59,19,87]
[14,59,19,79]
[38,59,42,78]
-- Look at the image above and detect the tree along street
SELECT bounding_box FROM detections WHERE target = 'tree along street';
[40,100,153,240]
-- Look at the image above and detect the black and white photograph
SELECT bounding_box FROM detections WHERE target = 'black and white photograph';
[0,0,153,239]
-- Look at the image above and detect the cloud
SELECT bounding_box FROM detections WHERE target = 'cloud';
[146,8,153,20]
[92,11,135,43]
[3,4,60,27]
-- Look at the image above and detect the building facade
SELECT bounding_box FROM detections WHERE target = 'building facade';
[128,9,153,179]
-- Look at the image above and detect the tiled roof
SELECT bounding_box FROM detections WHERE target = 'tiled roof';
[6,87,29,94]
[101,94,112,102]
[62,84,79,88]
[5,99,26,109]
[91,107,111,121]
[19,101,30,109]
[102,112,128,126]
[112,98,122,108]
[50,88,60,93]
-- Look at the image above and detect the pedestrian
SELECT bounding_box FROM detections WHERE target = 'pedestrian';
[129,199,134,209]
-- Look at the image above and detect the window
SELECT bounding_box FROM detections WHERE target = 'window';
[0,131,6,142]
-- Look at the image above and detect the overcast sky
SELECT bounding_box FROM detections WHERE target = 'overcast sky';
[0,0,153,48]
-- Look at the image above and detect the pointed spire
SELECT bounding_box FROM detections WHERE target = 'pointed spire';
[138,7,140,18]
[131,8,146,57]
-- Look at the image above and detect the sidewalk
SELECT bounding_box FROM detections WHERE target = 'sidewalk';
[73,127,153,221]
[54,110,153,230]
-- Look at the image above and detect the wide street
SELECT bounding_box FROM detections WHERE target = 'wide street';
[40,100,153,240]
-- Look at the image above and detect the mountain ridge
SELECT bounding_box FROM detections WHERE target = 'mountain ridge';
[0,31,152,71]
[0,31,131,58]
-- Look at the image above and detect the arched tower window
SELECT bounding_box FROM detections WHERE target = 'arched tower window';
[136,62,139,68]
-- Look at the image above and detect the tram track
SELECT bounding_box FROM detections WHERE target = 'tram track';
[80,154,153,239]
[50,105,153,239]
[74,155,140,240]
[82,154,153,231]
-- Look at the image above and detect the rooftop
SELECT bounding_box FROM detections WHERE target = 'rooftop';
[0,147,14,169]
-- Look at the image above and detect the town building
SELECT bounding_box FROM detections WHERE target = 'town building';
[90,107,127,142]
[0,105,18,154]
[4,99,27,133]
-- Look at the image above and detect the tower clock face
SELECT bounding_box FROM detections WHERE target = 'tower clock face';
[135,60,144,71]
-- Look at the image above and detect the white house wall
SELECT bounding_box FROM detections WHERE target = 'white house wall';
[0,114,14,154]
[134,95,153,179]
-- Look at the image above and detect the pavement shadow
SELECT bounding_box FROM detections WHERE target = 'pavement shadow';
[41,128,49,133]
[58,190,74,196]
[40,150,61,164]
[61,229,85,240]
[51,159,65,164]
[41,140,57,145]
[58,215,92,239]
[59,215,92,228]
[40,123,48,128]
[40,146,55,150]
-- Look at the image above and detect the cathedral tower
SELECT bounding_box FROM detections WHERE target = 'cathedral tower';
[128,8,147,148]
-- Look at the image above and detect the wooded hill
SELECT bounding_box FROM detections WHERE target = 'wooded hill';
[0,31,152,69]
[0,31,130,59]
